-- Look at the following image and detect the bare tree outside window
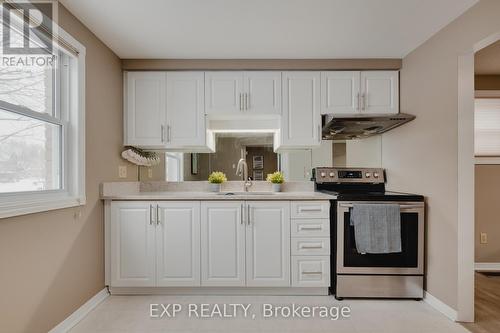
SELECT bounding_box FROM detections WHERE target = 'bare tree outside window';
[0,16,62,193]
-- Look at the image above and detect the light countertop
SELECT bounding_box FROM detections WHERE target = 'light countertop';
[101,191,335,201]
[100,181,336,201]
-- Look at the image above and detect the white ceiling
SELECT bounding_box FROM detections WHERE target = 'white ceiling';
[59,0,478,59]
[475,40,500,75]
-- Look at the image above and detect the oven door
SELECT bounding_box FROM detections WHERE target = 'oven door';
[336,201,424,275]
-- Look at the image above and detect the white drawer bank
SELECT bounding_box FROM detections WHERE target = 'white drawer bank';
[104,199,331,295]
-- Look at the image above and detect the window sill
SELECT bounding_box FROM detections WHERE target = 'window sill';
[0,194,86,219]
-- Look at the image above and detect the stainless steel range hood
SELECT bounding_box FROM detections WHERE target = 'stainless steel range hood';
[321,113,416,140]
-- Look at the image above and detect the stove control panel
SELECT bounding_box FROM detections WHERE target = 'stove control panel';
[314,167,385,184]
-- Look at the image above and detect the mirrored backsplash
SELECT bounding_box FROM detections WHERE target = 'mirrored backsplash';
[140,133,382,182]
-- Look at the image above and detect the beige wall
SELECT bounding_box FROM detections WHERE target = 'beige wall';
[475,165,500,263]
[0,4,134,333]
[382,0,500,310]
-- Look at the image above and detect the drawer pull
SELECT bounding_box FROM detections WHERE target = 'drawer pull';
[299,225,322,230]
[300,244,323,249]
[302,271,323,275]
[299,207,322,212]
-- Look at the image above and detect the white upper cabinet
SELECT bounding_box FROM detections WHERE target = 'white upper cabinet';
[279,71,321,149]
[244,71,282,114]
[246,201,290,287]
[166,72,206,148]
[156,202,201,287]
[205,72,244,114]
[124,72,166,147]
[360,71,399,114]
[110,202,156,287]
[321,70,399,115]
[321,71,360,114]
[201,201,246,286]
[205,71,281,115]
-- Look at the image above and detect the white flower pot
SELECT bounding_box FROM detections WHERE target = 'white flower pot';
[272,183,282,192]
[209,183,221,192]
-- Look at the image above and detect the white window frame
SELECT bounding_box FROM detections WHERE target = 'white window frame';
[0,26,86,218]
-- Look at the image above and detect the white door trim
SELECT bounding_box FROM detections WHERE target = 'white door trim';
[456,31,500,323]
[48,288,109,333]
[457,52,475,323]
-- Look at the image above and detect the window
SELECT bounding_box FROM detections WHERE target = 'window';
[475,98,500,157]
[0,9,86,218]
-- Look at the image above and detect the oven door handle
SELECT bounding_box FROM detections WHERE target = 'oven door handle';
[338,203,422,209]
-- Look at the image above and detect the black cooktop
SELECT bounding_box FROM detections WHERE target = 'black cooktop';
[318,189,424,202]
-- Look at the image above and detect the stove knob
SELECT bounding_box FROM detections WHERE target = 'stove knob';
[320,172,326,178]
[373,172,379,178]
[329,172,335,177]
[365,172,371,178]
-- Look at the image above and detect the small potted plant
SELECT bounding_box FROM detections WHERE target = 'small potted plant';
[208,171,227,192]
[267,171,284,192]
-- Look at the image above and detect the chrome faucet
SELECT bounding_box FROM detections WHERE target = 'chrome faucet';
[235,158,252,192]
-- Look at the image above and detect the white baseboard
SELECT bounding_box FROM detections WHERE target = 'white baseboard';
[475,262,500,271]
[423,291,458,321]
[48,288,109,333]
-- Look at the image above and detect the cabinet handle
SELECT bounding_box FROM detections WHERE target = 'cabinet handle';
[302,271,323,275]
[300,243,323,249]
[240,203,244,224]
[247,204,251,225]
[299,206,322,212]
[299,225,322,230]
[245,93,249,110]
[239,93,243,111]
[356,93,360,111]
[150,204,154,225]
[161,125,165,142]
[318,124,321,142]
[167,125,171,142]
[156,204,160,225]
[361,93,366,110]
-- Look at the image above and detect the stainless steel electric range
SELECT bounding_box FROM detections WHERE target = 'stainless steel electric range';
[313,167,425,300]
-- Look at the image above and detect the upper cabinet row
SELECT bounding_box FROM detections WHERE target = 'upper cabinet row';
[124,70,399,150]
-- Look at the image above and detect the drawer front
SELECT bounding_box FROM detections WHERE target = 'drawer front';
[291,237,330,256]
[291,219,330,237]
[292,256,330,287]
[291,201,330,219]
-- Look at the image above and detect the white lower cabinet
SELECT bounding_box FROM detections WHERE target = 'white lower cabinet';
[110,202,156,287]
[200,201,291,287]
[290,200,331,287]
[201,201,246,286]
[108,200,330,290]
[110,201,200,287]
[292,256,330,287]
[246,201,290,286]
[156,202,201,286]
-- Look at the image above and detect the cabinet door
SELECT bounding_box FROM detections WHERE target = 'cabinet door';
[205,72,243,114]
[321,71,360,114]
[360,71,399,114]
[110,202,156,287]
[201,201,245,286]
[166,72,206,148]
[281,71,321,148]
[246,201,290,286]
[156,202,201,286]
[244,71,281,114]
[125,72,166,147]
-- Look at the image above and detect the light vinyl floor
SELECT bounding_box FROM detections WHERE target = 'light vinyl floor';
[69,295,472,333]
